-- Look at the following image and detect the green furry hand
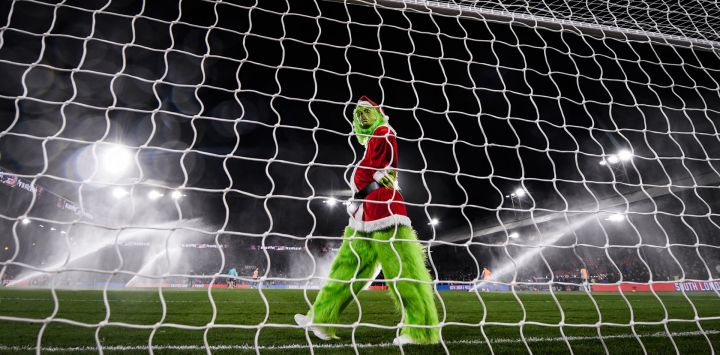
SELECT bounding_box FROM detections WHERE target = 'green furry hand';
[379,170,398,190]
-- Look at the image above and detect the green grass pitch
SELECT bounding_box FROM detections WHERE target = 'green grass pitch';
[0,288,719,354]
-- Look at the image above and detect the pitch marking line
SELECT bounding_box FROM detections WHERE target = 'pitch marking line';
[0,330,717,352]
[0,297,548,304]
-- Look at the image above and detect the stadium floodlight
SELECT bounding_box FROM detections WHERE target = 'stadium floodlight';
[617,149,633,162]
[21,218,30,225]
[429,218,439,226]
[607,213,625,222]
[508,232,520,239]
[514,188,526,197]
[112,187,129,199]
[102,145,132,174]
[606,155,619,164]
[323,197,337,206]
[147,190,164,200]
[171,190,183,200]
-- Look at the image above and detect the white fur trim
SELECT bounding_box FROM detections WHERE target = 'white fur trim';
[349,169,359,193]
[346,202,359,216]
[357,100,373,107]
[347,202,362,219]
[347,214,412,233]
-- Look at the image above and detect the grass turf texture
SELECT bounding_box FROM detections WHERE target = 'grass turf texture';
[0,288,719,354]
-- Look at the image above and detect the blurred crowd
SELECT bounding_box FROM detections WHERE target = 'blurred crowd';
[433,247,720,285]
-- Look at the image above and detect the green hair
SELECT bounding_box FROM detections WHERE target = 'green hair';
[353,105,386,145]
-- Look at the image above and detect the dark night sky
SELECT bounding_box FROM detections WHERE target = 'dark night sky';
[1,0,720,279]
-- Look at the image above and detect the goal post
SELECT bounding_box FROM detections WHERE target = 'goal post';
[368,0,720,49]
[0,0,719,353]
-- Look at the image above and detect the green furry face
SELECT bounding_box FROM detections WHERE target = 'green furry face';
[353,105,385,145]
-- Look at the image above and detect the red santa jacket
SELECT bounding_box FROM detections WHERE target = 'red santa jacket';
[347,124,411,232]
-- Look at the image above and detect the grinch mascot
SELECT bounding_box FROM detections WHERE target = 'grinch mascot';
[294,97,440,345]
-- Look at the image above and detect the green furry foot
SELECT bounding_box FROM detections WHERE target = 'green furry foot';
[294,314,340,340]
[400,329,440,345]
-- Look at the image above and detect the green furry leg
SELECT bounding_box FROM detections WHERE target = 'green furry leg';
[310,226,377,337]
[372,226,440,344]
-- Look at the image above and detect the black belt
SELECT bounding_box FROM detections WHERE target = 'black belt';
[354,182,381,200]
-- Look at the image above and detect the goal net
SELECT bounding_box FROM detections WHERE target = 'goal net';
[1,0,719,353]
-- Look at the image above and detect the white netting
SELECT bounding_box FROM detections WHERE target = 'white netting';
[1,0,720,353]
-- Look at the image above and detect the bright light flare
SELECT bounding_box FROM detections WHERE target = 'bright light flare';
[112,187,129,199]
[429,218,439,226]
[514,188,526,197]
[606,155,619,164]
[607,213,625,222]
[508,232,520,239]
[148,190,164,200]
[171,190,183,200]
[102,145,133,174]
[618,149,633,162]
[21,218,30,225]
[323,197,337,206]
